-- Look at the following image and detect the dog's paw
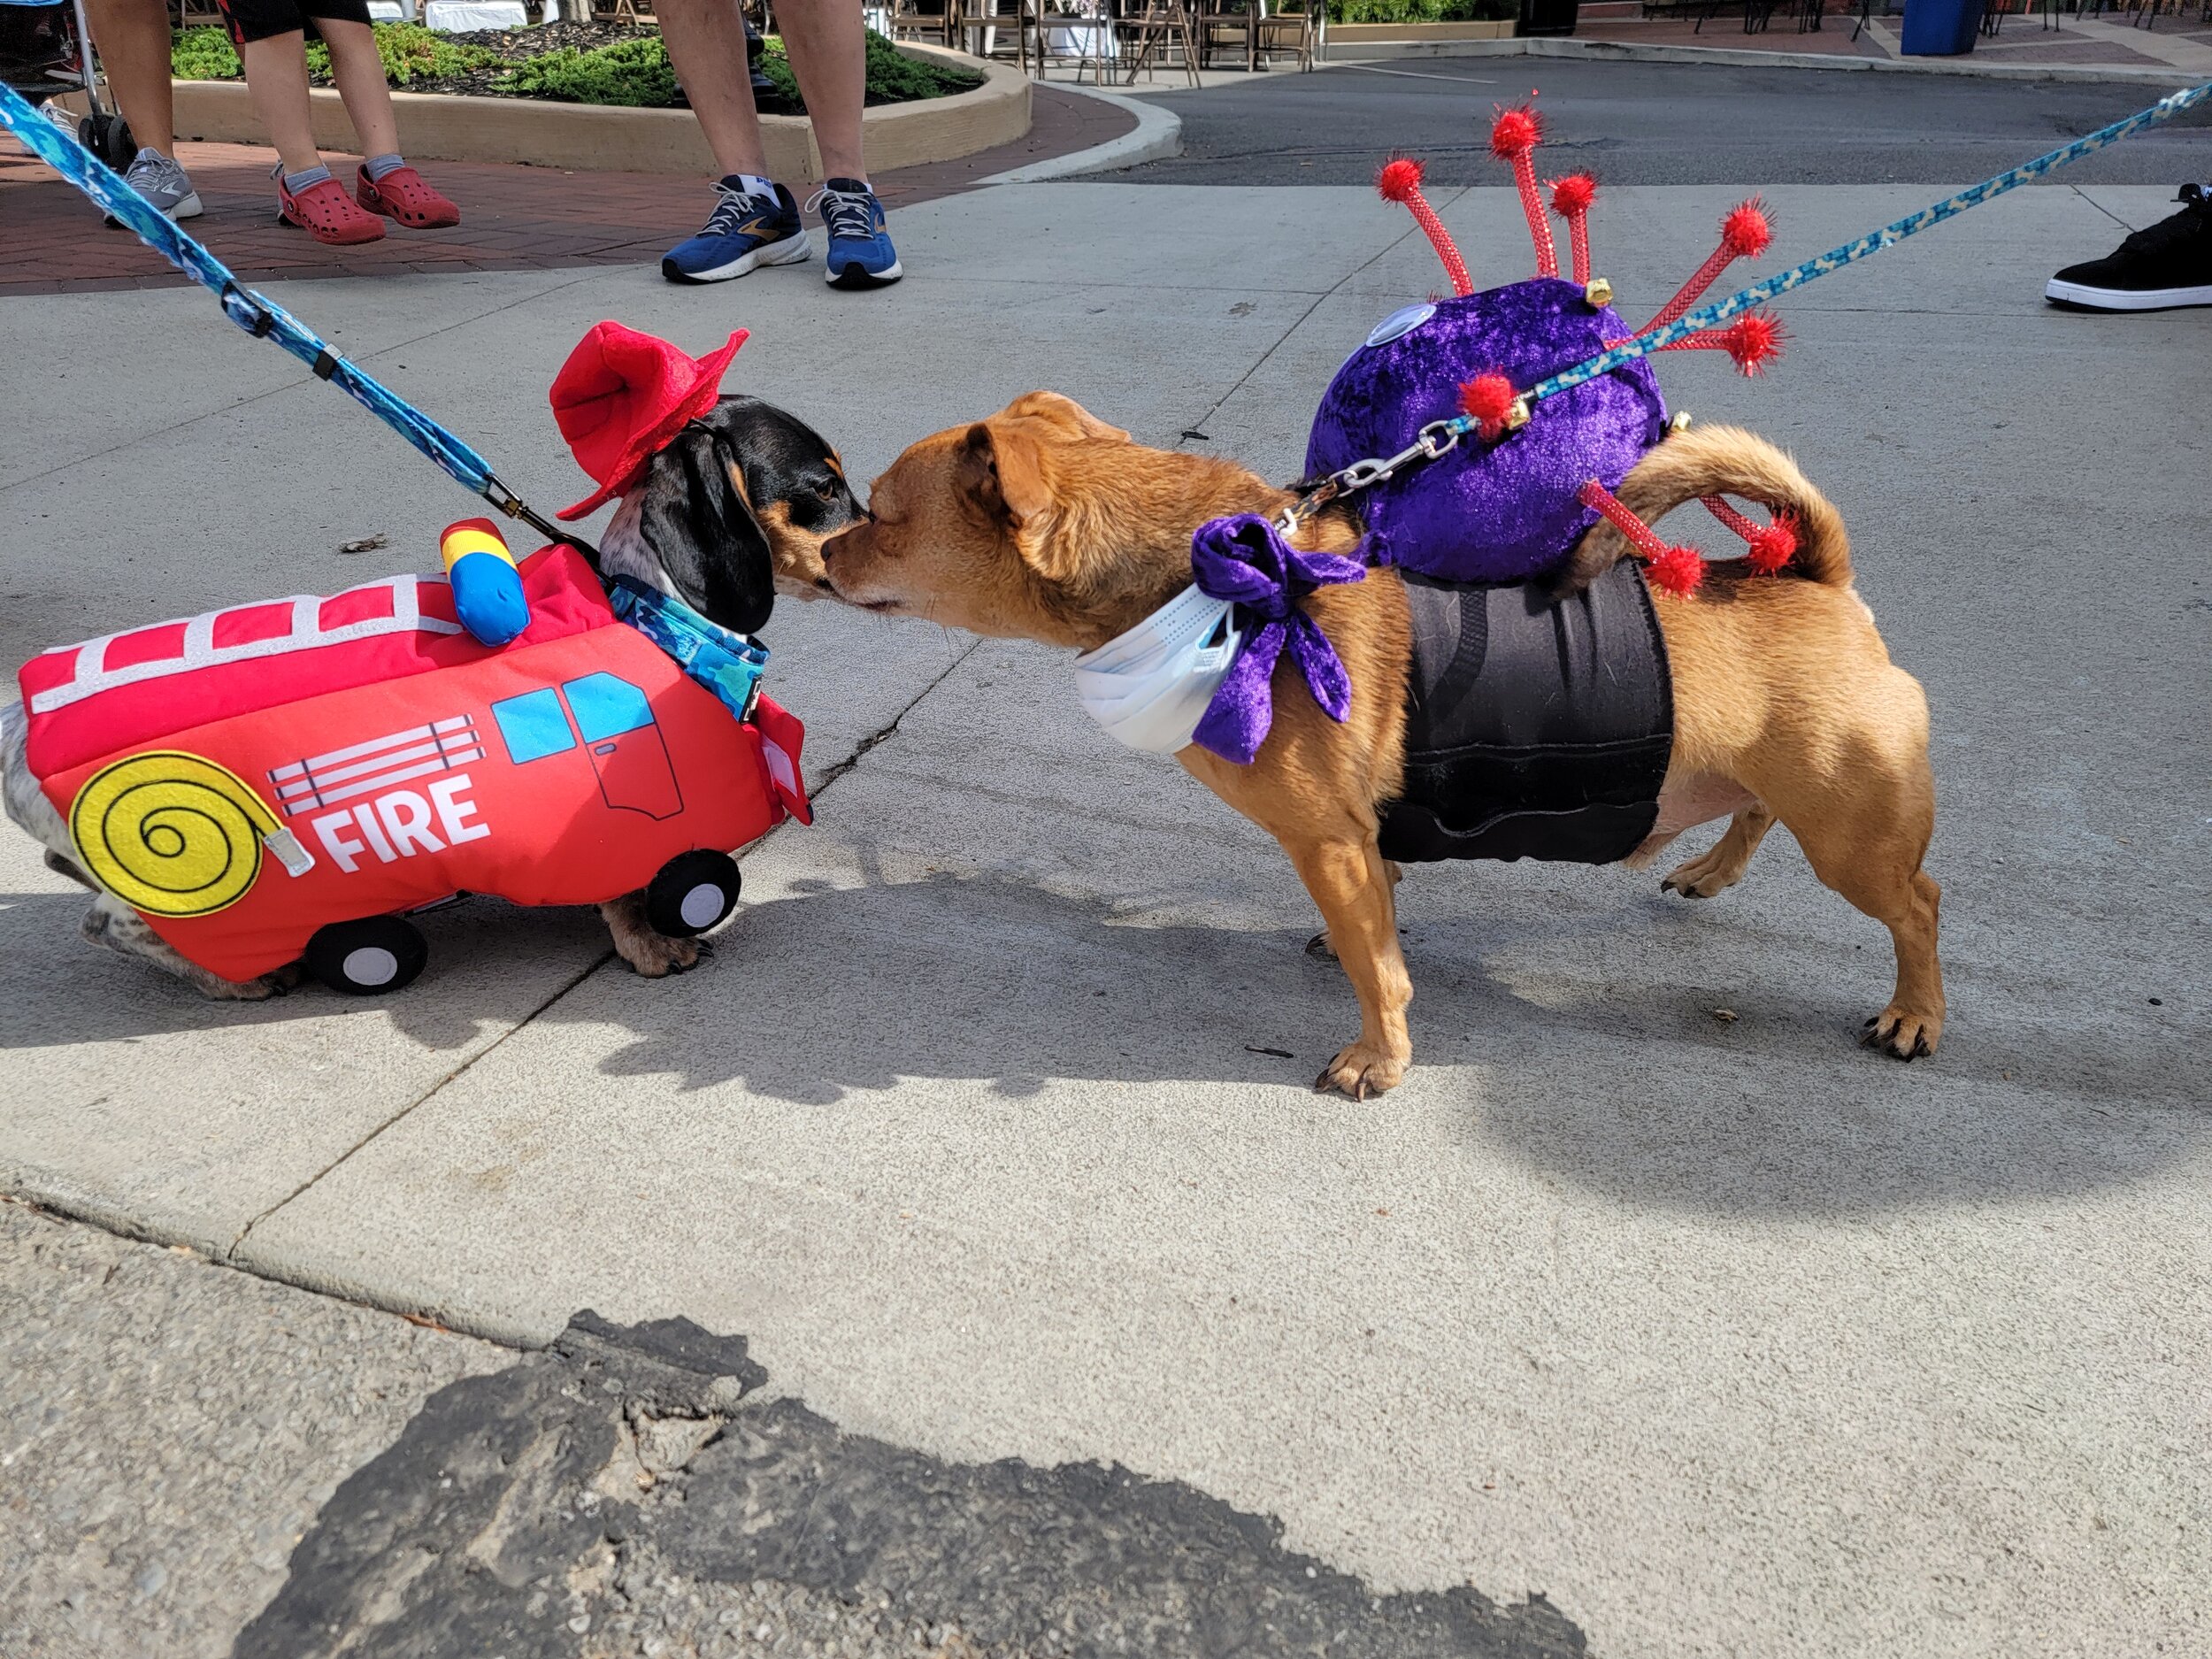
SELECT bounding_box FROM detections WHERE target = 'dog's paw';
[1862,1005,1941,1061]
[1662,849,1739,900]
[1314,1039,1409,1101]
[1304,930,1338,961]
[616,929,705,979]
[201,969,292,1002]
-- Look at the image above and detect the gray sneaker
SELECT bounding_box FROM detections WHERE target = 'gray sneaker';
[121,148,202,221]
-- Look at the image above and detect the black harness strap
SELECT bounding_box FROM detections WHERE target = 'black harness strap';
[1379,559,1674,865]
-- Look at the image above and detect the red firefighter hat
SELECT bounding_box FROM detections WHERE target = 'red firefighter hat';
[550,320,748,520]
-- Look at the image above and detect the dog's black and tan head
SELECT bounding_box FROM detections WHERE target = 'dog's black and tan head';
[601,394,865,635]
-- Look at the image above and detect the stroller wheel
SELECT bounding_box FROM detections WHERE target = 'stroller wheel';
[79,112,136,169]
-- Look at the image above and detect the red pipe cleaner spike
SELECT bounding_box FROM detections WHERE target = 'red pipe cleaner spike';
[1579,479,1706,595]
[1654,310,1788,376]
[1720,311,1786,374]
[1377,156,1472,297]
[1700,495,1799,574]
[1548,173,1597,287]
[1490,106,1558,280]
[1637,196,1774,336]
[1458,373,1518,441]
[1643,542,1708,596]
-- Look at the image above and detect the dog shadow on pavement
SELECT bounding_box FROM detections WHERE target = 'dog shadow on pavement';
[3,864,2200,1220]
[551,866,2207,1220]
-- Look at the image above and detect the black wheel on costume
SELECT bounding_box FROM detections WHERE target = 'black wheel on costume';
[645,850,741,939]
[304,915,428,995]
[80,112,136,170]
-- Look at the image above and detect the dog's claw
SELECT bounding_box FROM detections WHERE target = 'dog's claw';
[1315,1041,1409,1100]
[1862,1006,1942,1062]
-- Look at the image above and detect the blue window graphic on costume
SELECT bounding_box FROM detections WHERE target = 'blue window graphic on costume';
[490,688,575,764]
[563,672,656,742]
[560,673,681,820]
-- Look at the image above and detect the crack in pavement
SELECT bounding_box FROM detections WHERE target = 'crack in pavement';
[1174,196,1454,451]
[222,634,984,1271]
[223,946,615,1261]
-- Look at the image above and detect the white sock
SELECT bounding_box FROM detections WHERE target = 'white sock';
[731,173,778,201]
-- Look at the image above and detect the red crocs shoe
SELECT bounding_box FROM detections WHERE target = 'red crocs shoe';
[356,165,461,230]
[277,173,386,246]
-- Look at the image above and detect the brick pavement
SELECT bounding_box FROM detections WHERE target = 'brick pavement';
[0,83,1132,297]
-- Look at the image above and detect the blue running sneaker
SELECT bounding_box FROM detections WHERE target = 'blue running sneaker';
[663,178,810,285]
[809,177,902,288]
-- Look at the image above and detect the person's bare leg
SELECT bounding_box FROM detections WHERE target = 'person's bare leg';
[237,32,324,176]
[656,0,770,179]
[318,18,400,161]
[80,0,174,153]
[774,0,866,181]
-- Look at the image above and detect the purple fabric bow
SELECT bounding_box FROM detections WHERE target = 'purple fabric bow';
[1189,513,1365,765]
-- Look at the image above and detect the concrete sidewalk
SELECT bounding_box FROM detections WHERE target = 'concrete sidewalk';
[2,177,2208,1658]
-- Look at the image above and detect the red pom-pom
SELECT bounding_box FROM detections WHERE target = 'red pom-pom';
[1745,512,1799,575]
[1721,197,1773,260]
[1644,542,1707,597]
[1457,373,1517,434]
[1722,310,1787,375]
[1377,157,1426,204]
[1490,105,1541,162]
[1548,173,1596,217]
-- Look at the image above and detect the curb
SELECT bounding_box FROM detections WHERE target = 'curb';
[972,81,1182,183]
[1321,35,2206,84]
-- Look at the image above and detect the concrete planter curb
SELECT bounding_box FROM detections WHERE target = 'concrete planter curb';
[974,81,1182,183]
[1324,19,1516,43]
[169,42,1031,180]
[1321,33,2205,79]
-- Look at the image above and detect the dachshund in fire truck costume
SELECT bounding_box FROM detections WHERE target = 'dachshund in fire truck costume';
[3,322,863,998]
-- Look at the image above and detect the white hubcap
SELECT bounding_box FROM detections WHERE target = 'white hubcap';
[679,882,726,931]
[342,945,400,987]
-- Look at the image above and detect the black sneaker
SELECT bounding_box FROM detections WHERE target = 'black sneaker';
[2046,184,2212,311]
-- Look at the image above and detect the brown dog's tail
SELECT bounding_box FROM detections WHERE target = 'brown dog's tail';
[1555,424,1851,595]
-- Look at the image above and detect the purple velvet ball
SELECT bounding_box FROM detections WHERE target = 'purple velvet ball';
[1305,278,1668,583]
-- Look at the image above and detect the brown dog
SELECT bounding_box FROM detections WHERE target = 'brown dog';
[822,393,1940,1096]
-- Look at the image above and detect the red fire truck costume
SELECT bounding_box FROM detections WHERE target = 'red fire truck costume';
[14,321,809,993]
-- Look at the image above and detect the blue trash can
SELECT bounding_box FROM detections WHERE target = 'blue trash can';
[1901,0,1981,54]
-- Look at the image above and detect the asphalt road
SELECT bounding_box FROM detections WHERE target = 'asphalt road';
[1112,59,2212,186]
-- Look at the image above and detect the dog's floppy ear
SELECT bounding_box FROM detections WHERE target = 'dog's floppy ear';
[639,426,775,635]
[998,391,1130,445]
[956,419,1093,585]
[956,419,1055,532]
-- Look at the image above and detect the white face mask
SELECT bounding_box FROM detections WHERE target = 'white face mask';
[1073,584,1243,755]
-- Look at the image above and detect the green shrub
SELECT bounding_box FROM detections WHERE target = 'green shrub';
[171,25,241,81]
[856,27,985,100]
[174,21,982,108]
[348,21,503,86]
[752,30,983,112]
[171,21,499,86]
[497,28,979,111]
[497,35,680,106]
[1328,0,1517,21]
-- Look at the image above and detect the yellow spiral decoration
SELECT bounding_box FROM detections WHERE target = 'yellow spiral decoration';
[70,751,280,918]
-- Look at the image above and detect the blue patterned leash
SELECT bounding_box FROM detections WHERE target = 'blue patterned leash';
[1277,77,2212,532]
[0,81,586,557]
[1516,79,2212,411]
